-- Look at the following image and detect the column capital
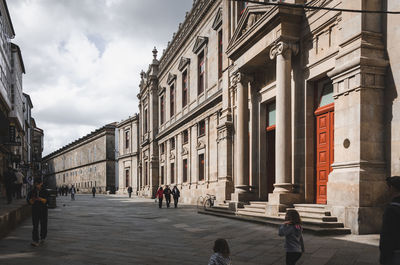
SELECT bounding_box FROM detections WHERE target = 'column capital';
[269,41,299,60]
[231,71,254,87]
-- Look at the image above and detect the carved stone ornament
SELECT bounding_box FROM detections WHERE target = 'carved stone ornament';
[193,36,208,54]
[181,147,189,155]
[197,140,205,150]
[158,86,166,95]
[241,13,263,37]
[169,152,175,160]
[269,41,299,60]
[212,7,222,30]
[178,57,191,71]
[167,73,177,85]
[231,72,253,87]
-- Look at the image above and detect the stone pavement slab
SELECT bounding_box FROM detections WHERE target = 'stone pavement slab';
[0,195,380,265]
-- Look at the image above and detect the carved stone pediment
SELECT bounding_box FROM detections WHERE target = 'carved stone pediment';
[178,57,190,71]
[197,140,205,150]
[167,73,177,85]
[181,147,188,155]
[158,86,166,95]
[212,7,222,30]
[193,36,208,54]
[227,5,271,53]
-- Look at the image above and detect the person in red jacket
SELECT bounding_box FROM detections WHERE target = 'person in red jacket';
[156,187,164,208]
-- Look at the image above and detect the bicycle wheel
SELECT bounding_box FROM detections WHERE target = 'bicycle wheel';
[204,198,212,209]
[197,196,204,210]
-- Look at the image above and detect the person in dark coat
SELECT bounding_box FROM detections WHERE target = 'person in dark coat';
[127,186,133,198]
[380,176,400,265]
[156,187,163,208]
[27,178,49,247]
[5,166,16,204]
[172,185,180,208]
[92,187,96,198]
[163,185,172,208]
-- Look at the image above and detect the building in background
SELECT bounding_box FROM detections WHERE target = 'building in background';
[43,123,116,194]
[32,121,43,178]
[22,93,33,183]
[116,115,139,195]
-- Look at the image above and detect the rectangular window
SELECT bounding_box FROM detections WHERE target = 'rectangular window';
[170,137,175,150]
[160,142,165,154]
[160,95,165,124]
[198,51,205,95]
[182,70,188,107]
[218,30,223,79]
[267,102,276,131]
[145,162,148,185]
[183,130,188,144]
[199,154,205,181]
[144,108,148,133]
[161,166,164,184]
[171,163,175,184]
[183,159,188,183]
[198,120,205,137]
[125,168,130,187]
[125,130,130,149]
[170,84,175,117]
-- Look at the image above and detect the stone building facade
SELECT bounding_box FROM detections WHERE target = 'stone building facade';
[116,115,139,195]
[136,0,400,234]
[43,124,116,194]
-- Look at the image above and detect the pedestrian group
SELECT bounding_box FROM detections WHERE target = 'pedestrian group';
[156,185,180,208]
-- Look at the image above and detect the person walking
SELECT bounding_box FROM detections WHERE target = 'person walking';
[380,176,400,265]
[156,187,164,209]
[70,185,76,200]
[208,238,231,265]
[27,178,49,247]
[279,209,305,265]
[5,166,16,204]
[127,186,133,198]
[92,187,96,198]
[172,185,180,208]
[15,169,24,199]
[163,185,172,208]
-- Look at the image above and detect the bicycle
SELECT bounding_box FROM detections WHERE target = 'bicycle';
[203,194,216,209]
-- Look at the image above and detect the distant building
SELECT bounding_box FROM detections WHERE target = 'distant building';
[43,123,116,193]
[116,115,139,195]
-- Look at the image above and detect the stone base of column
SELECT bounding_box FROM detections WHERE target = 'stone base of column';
[230,187,255,206]
[266,193,301,216]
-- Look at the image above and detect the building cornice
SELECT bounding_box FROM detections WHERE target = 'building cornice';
[158,0,218,77]
[43,123,117,161]
[116,114,139,128]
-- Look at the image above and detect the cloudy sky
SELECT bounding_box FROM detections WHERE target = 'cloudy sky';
[7,0,193,156]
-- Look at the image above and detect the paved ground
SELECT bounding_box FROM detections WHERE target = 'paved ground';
[0,195,380,265]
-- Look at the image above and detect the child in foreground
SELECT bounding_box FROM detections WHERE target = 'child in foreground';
[279,209,305,265]
[208,238,231,265]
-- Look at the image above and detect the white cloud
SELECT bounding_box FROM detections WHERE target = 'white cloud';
[7,0,193,155]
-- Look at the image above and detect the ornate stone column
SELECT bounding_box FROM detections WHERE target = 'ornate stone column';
[269,41,298,193]
[231,72,252,203]
[266,41,300,215]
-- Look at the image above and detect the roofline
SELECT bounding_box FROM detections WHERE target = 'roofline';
[23,93,33,108]
[11,43,26,73]
[116,114,139,128]
[3,0,16,37]
[42,123,117,161]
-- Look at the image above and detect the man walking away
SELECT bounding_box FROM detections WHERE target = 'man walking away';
[5,166,16,204]
[127,186,133,198]
[92,187,96,198]
[172,185,180,208]
[70,185,76,200]
[163,185,172,208]
[27,178,49,247]
[380,176,400,265]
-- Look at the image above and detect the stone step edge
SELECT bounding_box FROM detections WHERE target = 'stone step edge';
[198,209,351,236]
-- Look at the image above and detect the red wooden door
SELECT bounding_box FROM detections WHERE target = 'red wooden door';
[315,104,334,204]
